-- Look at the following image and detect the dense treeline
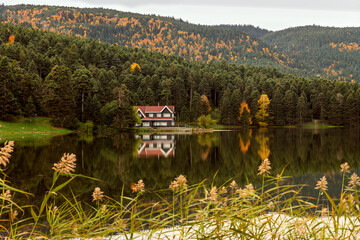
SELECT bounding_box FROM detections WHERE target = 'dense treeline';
[0,5,291,69]
[218,25,271,39]
[261,26,360,82]
[1,23,360,128]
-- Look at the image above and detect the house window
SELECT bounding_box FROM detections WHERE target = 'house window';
[143,135,150,140]
[143,122,150,127]
[149,114,153,117]
[163,143,171,149]
[160,122,167,126]
[157,114,162,117]
[163,113,171,117]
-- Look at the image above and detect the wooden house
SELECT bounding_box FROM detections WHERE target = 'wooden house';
[136,105,175,127]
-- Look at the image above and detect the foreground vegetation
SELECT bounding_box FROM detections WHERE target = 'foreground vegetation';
[1,141,360,239]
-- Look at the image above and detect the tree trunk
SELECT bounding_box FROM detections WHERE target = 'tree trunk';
[81,92,84,122]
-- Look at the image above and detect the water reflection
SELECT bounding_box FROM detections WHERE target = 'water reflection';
[136,134,175,158]
[5,128,360,205]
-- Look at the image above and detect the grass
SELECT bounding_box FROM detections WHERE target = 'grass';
[2,141,360,239]
[0,117,72,141]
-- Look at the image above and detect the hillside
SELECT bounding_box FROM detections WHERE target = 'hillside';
[1,22,360,128]
[0,5,291,69]
[261,25,360,82]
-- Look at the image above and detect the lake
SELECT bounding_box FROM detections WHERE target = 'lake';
[3,128,360,205]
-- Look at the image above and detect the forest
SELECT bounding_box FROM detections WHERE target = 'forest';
[2,5,360,83]
[1,22,360,130]
[0,5,293,70]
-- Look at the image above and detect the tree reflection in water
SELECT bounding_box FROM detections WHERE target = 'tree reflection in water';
[5,128,360,205]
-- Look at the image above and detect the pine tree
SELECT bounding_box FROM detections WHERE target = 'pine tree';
[272,85,285,125]
[344,92,358,127]
[0,57,16,120]
[43,65,76,127]
[220,87,232,125]
[328,93,344,126]
[297,92,308,124]
[283,90,297,125]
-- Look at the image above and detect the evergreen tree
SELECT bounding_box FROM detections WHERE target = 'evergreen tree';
[272,85,285,125]
[220,87,232,125]
[328,93,344,126]
[297,92,308,124]
[43,65,76,127]
[283,90,297,125]
[344,92,358,127]
[0,57,16,120]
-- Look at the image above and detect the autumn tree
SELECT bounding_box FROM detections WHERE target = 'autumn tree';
[255,94,270,127]
[199,94,212,116]
[238,101,252,126]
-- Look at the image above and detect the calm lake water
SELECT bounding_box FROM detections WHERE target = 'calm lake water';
[4,128,360,204]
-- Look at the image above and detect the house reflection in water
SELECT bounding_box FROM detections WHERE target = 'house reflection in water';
[136,134,175,158]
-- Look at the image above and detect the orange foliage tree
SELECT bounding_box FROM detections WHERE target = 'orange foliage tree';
[6,35,15,45]
[199,95,212,115]
[238,101,252,126]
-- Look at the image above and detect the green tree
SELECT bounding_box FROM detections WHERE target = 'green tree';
[272,85,285,125]
[73,68,93,122]
[197,114,217,128]
[43,65,76,127]
[297,92,308,124]
[0,57,16,120]
[283,90,297,125]
[328,93,344,126]
[344,92,358,127]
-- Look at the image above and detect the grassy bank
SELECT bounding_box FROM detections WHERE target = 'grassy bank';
[0,117,72,141]
[1,140,359,239]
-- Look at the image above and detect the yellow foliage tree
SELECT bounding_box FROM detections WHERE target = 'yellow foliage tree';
[255,129,270,160]
[130,63,141,72]
[255,94,270,127]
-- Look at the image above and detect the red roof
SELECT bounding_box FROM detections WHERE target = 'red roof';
[141,117,173,121]
[138,145,174,158]
[137,106,174,114]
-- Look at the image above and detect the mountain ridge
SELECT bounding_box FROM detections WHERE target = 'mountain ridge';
[2,4,360,82]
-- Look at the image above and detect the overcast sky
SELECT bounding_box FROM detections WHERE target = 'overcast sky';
[4,0,360,30]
